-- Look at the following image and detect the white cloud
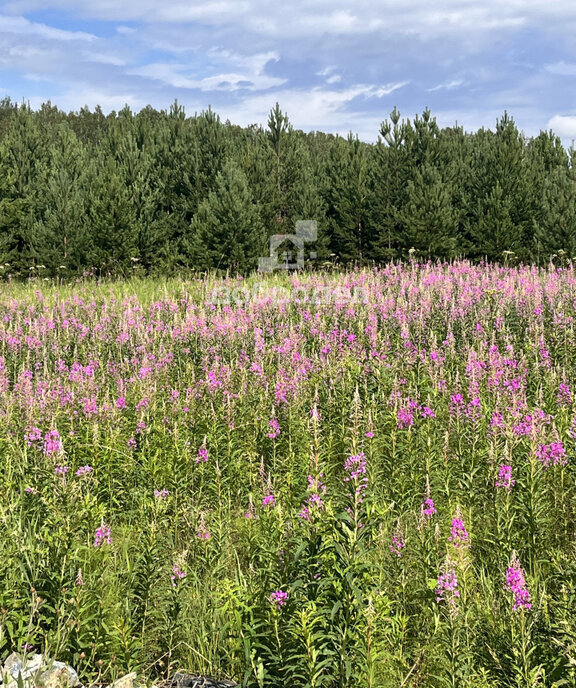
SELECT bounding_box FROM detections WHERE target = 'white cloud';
[317,66,342,84]
[372,82,408,97]
[545,61,576,76]
[317,66,336,77]
[0,0,575,144]
[26,89,146,112]
[548,115,576,138]
[81,50,125,66]
[428,79,464,92]
[216,82,408,139]
[154,1,251,22]
[4,0,576,37]
[130,61,286,91]
[0,13,95,41]
[130,50,285,92]
[5,44,50,58]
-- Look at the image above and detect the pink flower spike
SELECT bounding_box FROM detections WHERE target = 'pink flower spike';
[270,589,288,610]
[94,524,111,547]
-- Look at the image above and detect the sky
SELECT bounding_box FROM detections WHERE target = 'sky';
[1,0,576,144]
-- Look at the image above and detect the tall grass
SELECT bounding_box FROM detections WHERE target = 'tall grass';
[0,262,575,687]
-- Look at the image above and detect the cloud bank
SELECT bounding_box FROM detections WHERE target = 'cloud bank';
[0,0,575,142]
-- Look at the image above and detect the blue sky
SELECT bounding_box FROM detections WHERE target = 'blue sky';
[1,0,576,143]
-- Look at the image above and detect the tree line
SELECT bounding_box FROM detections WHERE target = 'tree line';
[0,97,574,277]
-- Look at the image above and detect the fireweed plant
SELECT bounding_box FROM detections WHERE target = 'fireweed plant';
[0,263,576,686]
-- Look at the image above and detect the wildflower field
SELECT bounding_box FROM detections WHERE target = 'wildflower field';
[2,262,576,687]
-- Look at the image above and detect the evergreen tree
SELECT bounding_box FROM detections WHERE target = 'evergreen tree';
[30,124,90,273]
[463,113,533,261]
[533,160,576,259]
[0,97,573,274]
[263,105,329,261]
[84,156,138,274]
[267,102,291,229]
[401,163,459,258]
[369,107,412,259]
[0,105,49,274]
[325,134,372,263]
[188,160,265,273]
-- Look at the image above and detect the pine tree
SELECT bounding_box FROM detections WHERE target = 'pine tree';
[285,136,329,263]
[325,134,372,263]
[369,107,412,259]
[0,105,49,274]
[463,113,532,261]
[188,160,265,274]
[533,160,576,260]
[30,124,91,273]
[401,163,459,258]
[84,156,138,274]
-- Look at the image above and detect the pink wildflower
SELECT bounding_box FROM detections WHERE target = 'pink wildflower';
[94,525,111,547]
[505,554,531,611]
[270,589,288,610]
[448,517,470,548]
[171,564,186,588]
[495,465,515,491]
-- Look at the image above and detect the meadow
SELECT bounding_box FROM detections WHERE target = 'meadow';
[1,262,576,687]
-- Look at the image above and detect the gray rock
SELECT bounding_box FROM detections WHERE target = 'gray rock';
[109,673,137,688]
[38,662,79,688]
[1,654,79,688]
[3,653,43,683]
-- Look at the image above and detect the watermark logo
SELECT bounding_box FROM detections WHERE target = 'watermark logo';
[208,219,369,306]
[258,220,317,272]
[207,282,369,307]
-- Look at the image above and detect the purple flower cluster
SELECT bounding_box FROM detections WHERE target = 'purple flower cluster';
[505,555,531,611]
[450,393,465,415]
[389,531,405,558]
[495,464,515,491]
[448,517,470,548]
[43,429,61,455]
[557,382,572,406]
[75,465,93,477]
[421,498,437,519]
[154,488,169,499]
[262,494,275,507]
[25,427,43,447]
[94,524,111,547]
[171,564,186,588]
[298,474,327,520]
[196,446,209,463]
[344,453,367,480]
[535,442,567,468]
[435,568,460,607]
[266,418,281,439]
[421,406,436,419]
[344,453,368,503]
[270,589,288,610]
[397,407,414,429]
[27,428,63,454]
[396,400,435,429]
